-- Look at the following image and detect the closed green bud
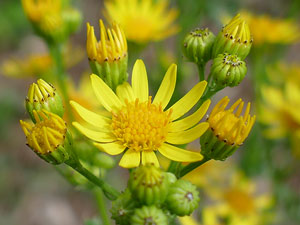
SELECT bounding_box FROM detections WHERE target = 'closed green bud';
[20,110,72,165]
[166,180,200,216]
[129,164,169,205]
[26,79,64,123]
[210,53,247,88]
[164,172,177,184]
[183,28,215,64]
[111,189,137,225]
[62,8,82,34]
[131,206,168,225]
[212,14,253,60]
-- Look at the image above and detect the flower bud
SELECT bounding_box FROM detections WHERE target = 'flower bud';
[20,109,72,164]
[25,79,64,123]
[166,180,200,216]
[212,14,253,60]
[128,164,169,205]
[111,189,137,225]
[200,97,256,160]
[62,8,82,34]
[210,53,247,88]
[87,20,128,91]
[182,28,215,64]
[131,206,168,225]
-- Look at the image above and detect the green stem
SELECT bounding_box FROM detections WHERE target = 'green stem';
[197,63,205,81]
[94,189,111,225]
[167,161,181,174]
[178,157,210,178]
[66,161,120,200]
[48,43,73,122]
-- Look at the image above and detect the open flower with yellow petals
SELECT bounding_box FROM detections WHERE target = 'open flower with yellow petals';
[201,97,256,160]
[103,0,179,43]
[71,59,210,168]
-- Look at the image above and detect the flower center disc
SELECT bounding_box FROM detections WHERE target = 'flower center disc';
[111,97,172,152]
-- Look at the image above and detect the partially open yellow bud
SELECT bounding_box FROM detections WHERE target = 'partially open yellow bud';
[20,110,70,164]
[200,97,256,160]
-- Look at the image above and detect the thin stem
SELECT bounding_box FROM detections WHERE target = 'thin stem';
[67,162,120,200]
[48,43,73,122]
[167,161,181,174]
[94,189,111,225]
[178,157,210,178]
[197,63,205,81]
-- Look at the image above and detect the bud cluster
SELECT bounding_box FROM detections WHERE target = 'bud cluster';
[110,164,200,225]
[182,13,252,89]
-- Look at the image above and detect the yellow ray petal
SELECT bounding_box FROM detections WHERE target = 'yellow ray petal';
[94,141,126,155]
[116,82,136,103]
[131,60,148,102]
[72,122,115,142]
[70,100,111,128]
[170,99,211,132]
[166,122,209,144]
[153,64,177,109]
[119,149,141,168]
[168,81,207,120]
[141,151,159,167]
[90,74,122,112]
[158,143,203,162]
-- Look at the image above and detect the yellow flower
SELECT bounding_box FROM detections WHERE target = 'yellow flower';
[103,0,179,43]
[259,81,300,153]
[202,172,273,225]
[22,0,61,23]
[240,11,300,45]
[208,97,255,146]
[87,20,127,63]
[71,60,210,168]
[178,216,201,225]
[1,54,52,78]
[20,109,67,154]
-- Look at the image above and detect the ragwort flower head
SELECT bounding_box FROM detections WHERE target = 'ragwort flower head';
[20,110,70,164]
[71,60,210,168]
[103,0,179,43]
[201,97,256,160]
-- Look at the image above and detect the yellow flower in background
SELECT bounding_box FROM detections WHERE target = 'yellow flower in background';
[22,0,61,23]
[240,10,300,45]
[1,45,84,80]
[178,216,201,225]
[103,0,179,43]
[71,60,210,168]
[203,172,273,225]
[1,54,52,78]
[259,81,300,157]
[87,20,127,63]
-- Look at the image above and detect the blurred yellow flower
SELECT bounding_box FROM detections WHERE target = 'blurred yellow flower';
[240,11,300,45]
[1,54,52,78]
[22,0,61,23]
[203,172,273,225]
[259,80,300,158]
[178,216,200,225]
[103,0,179,43]
[71,60,209,168]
